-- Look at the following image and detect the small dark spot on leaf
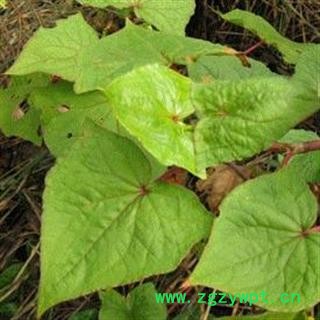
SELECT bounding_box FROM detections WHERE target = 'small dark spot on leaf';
[139,185,150,196]
[171,114,180,123]
[37,125,43,137]
[216,110,228,117]
[67,133,73,139]
[51,75,62,84]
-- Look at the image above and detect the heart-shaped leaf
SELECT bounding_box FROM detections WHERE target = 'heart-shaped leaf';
[39,121,212,315]
[190,169,320,312]
[104,64,201,176]
[193,76,319,169]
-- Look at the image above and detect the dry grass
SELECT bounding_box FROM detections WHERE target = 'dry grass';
[0,0,75,74]
[0,138,50,319]
[189,0,320,43]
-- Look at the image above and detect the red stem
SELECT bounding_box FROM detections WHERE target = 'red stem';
[310,225,320,233]
[242,41,265,56]
[271,140,320,166]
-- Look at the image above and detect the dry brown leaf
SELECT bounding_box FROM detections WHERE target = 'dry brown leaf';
[159,166,188,185]
[196,164,251,212]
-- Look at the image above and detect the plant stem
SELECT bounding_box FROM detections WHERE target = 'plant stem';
[311,225,320,233]
[271,139,320,165]
[242,40,264,56]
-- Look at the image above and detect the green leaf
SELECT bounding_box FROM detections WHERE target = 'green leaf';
[69,309,98,320]
[221,9,314,64]
[30,81,117,157]
[0,0,7,8]
[133,0,195,35]
[173,305,214,320]
[7,14,99,85]
[76,0,195,35]
[190,169,320,312]
[219,312,307,320]
[32,81,165,178]
[278,47,320,182]
[279,130,320,183]
[104,64,201,176]
[0,302,18,318]
[188,56,275,82]
[76,21,164,93]
[150,32,225,66]
[0,263,23,289]
[99,283,166,320]
[291,45,320,109]
[193,77,318,169]
[31,81,105,126]
[0,263,23,318]
[106,64,319,177]
[0,74,49,144]
[7,14,224,93]
[38,121,212,315]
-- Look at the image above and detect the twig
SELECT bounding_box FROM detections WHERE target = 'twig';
[201,289,216,320]
[241,40,265,56]
[308,225,320,233]
[271,140,320,166]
